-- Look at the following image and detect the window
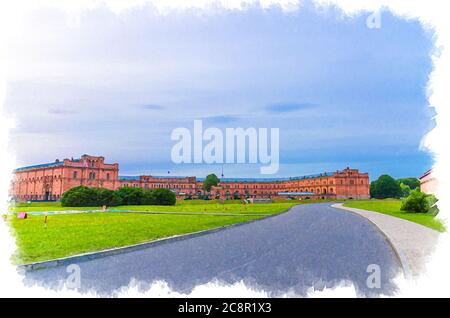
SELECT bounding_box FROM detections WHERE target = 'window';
[106,173,110,181]
[73,171,77,179]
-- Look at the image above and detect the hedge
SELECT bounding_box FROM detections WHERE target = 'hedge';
[61,186,176,207]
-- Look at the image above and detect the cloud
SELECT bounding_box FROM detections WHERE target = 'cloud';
[48,108,77,115]
[140,104,165,110]
[4,3,433,179]
[265,102,318,113]
[202,115,241,124]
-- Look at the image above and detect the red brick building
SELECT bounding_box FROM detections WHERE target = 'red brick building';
[10,154,370,201]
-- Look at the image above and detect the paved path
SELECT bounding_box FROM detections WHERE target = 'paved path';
[23,203,402,297]
[333,203,440,278]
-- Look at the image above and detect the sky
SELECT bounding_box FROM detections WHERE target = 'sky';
[4,1,435,180]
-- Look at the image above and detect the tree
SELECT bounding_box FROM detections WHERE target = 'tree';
[202,174,220,192]
[370,175,402,199]
[397,177,420,190]
[399,183,412,198]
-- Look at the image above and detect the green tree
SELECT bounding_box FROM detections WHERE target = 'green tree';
[370,175,402,199]
[397,177,420,190]
[202,174,220,192]
[399,183,412,198]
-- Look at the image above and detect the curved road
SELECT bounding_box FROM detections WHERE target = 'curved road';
[23,203,401,296]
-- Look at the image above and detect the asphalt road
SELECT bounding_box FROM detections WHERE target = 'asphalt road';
[23,203,401,296]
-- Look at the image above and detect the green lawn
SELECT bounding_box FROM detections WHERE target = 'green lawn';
[8,213,264,264]
[10,199,332,215]
[343,200,446,232]
[7,199,344,264]
[8,200,308,264]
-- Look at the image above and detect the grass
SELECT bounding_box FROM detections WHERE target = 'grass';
[8,213,265,264]
[343,199,446,232]
[8,199,309,264]
[6,198,342,264]
[10,199,337,215]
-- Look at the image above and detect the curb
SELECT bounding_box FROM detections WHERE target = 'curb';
[331,203,412,280]
[17,205,298,272]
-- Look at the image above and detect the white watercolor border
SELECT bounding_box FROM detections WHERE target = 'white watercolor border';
[0,0,448,297]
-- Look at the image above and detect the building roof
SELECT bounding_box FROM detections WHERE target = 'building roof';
[118,172,335,183]
[118,175,140,181]
[207,172,334,183]
[419,169,432,180]
[14,161,64,172]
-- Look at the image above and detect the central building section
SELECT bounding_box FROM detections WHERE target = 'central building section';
[11,155,370,201]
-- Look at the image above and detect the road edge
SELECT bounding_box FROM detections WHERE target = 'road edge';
[331,203,413,280]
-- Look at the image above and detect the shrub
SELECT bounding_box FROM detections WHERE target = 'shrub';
[61,186,176,207]
[96,188,122,206]
[140,189,156,205]
[116,187,144,205]
[401,189,439,214]
[61,186,99,207]
[426,194,439,216]
[150,188,176,205]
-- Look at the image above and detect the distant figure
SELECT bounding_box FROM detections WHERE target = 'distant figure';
[102,205,107,212]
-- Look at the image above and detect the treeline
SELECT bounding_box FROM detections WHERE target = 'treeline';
[370,175,420,199]
[370,175,438,214]
[61,186,176,207]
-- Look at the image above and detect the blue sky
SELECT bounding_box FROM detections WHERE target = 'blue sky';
[5,2,434,180]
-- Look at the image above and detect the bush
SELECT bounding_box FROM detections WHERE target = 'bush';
[426,194,439,216]
[61,186,176,207]
[149,188,176,205]
[96,188,122,206]
[61,186,100,207]
[116,187,145,205]
[401,189,439,214]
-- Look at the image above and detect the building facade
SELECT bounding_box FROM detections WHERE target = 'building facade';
[419,169,438,195]
[10,154,370,201]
